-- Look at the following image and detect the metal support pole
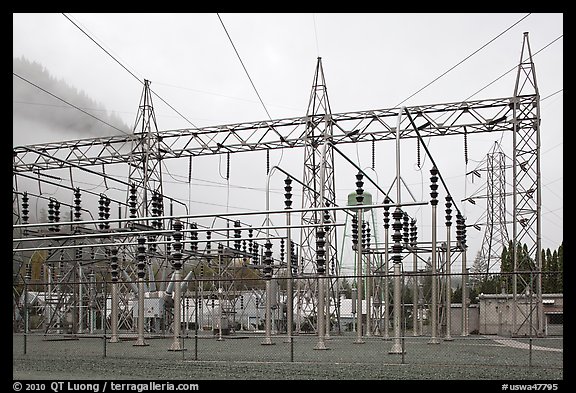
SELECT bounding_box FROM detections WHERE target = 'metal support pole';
[78,263,83,334]
[354,215,364,344]
[169,269,183,350]
[429,166,440,344]
[262,241,274,345]
[284,176,294,344]
[365,247,372,337]
[445,196,453,341]
[389,207,403,354]
[134,237,148,346]
[383,198,391,340]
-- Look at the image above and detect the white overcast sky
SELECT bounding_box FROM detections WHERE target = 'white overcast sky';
[13,13,563,274]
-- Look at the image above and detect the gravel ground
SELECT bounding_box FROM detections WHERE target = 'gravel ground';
[13,333,563,380]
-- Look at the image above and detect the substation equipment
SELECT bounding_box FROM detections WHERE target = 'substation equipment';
[12,33,544,352]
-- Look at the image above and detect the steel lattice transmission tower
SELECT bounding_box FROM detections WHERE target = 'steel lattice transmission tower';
[127,79,164,225]
[296,57,339,332]
[511,32,543,336]
[470,141,510,276]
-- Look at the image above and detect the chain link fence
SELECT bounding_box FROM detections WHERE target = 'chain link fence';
[13,272,563,379]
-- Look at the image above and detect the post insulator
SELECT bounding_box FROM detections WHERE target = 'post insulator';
[410,219,417,248]
[366,222,371,250]
[53,201,60,232]
[129,183,137,219]
[110,247,119,282]
[402,211,410,246]
[172,219,183,270]
[252,242,259,265]
[280,238,285,265]
[361,220,366,249]
[323,203,331,233]
[48,198,55,227]
[445,196,453,227]
[234,220,241,251]
[21,192,29,226]
[104,197,111,229]
[316,228,326,274]
[190,222,198,252]
[391,208,403,264]
[136,236,147,278]
[98,195,106,230]
[430,166,439,206]
[263,241,273,279]
[355,172,364,205]
[73,188,82,221]
[351,215,358,249]
[290,241,298,276]
[206,231,211,255]
[383,196,391,230]
[284,177,293,209]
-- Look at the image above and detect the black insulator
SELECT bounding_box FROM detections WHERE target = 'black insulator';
[206,231,211,255]
[48,199,55,224]
[234,220,241,251]
[240,295,244,310]
[110,247,119,282]
[226,152,230,180]
[21,192,29,225]
[248,229,253,259]
[148,235,157,254]
[316,227,326,274]
[200,263,204,277]
[263,241,273,279]
[361,221,366,249]
[366,223,371,250]
[98,195,106,230]
[410,219,417,248]
[355,172,364,204]
[280,238,285,265]
[383,196,391,230]
[217,243,224,257]
[242,240,247,262]
[129,183,137,219]
[351,215,358,249]
[417,138,421,168]
[430,166,439,206]
[402,212,410,245]
[456,213,464,249]
[190,222,198,252]
[266,149,270,175]
[73,187,81,221]
[157,194,164,229]
[76,247,82,263]
[104,197,111,229]
[172,219,183,270]
[53,201,60,232]
[284,177,293,209]
[371,139,376,170]
[166,235,172,256]
[136,236,146,278]
[464,127,468,165]
[391,208,403,263]
[323,203,331,233]
[252,242,259,265]
[290,242,297,276]
[445,196,453,227]
[151,192,159,228]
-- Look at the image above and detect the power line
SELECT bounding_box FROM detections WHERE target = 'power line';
[217,13,272,121]
[13,72,132,137]
[62,13,199,130]
[395,13,531,107]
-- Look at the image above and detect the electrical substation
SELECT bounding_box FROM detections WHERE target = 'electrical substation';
[12,30,561,378]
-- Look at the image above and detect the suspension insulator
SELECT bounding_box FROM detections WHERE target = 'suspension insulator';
[226,152,230,180]
[464,127,469,165]
[372,139,376,170]
[417,138,421,168]
[266,149,270,175]
[355,172,364,204]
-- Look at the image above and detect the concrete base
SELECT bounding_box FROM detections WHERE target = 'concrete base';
[168,340,185,351]
[314,341,329,350]
[444,337,454,342]
[428,338,441,344]
[353,339,365,344]
[133,338,149,347]
[109,336,121,343]
[389,342,404,354]
[261,338,275,345]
